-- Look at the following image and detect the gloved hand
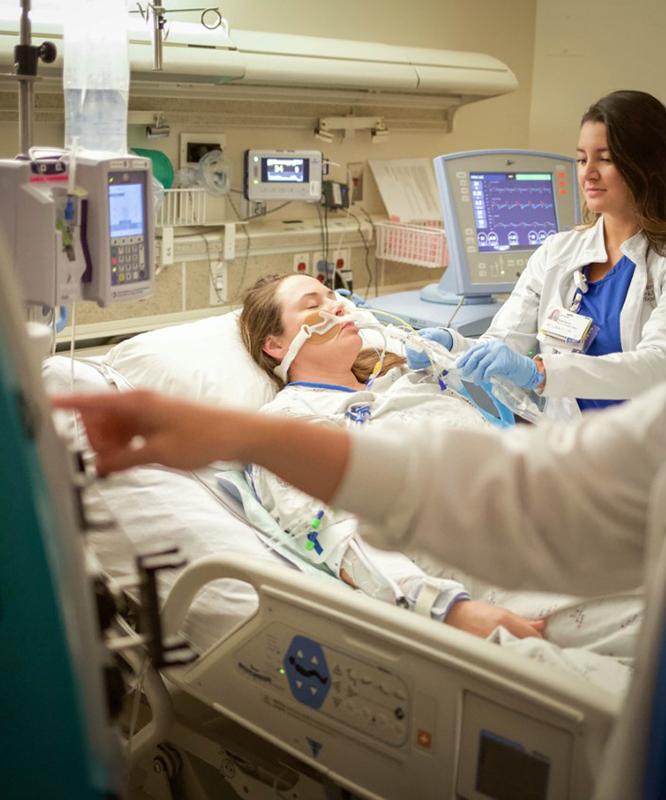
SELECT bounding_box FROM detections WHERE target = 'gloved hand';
[456,340,542,389]
[405,327,453,370]
[335,289,367,307]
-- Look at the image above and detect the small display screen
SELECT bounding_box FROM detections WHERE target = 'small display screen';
[262,156,309,184]
[476,731,550,800]
[470,172,558,252]
[108,181,145,239]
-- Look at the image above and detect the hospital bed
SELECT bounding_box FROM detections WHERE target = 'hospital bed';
[44,312,621,800]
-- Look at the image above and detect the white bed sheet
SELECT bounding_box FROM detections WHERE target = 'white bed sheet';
[44,355,300,654]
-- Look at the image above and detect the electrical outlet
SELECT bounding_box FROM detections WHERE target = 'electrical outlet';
[347,162,364,203]
[209,260,228,305]
[332,248,353,291]
[331,248,351,273]
[292,252,311,275]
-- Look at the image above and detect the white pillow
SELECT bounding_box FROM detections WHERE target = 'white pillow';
[103,311,277,410]
[102,303,405,411]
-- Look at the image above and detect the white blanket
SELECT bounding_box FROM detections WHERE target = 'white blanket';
[250,370,643,694]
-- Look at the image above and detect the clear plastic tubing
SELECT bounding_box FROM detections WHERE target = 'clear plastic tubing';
[63,0,130,155]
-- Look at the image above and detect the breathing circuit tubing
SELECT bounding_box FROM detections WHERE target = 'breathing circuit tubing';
[343,304,544,425]
[273,300,543,424]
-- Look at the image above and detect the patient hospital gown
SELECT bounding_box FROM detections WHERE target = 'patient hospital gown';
[248,368,642,693]
[248,369,487,618]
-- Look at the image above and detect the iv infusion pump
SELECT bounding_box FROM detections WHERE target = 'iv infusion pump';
[0,153,154,308]
[244,149,323,202]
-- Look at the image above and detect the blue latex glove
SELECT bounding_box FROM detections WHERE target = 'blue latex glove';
[335,289,367,307]
[456,340,542,389]
[405,327,453,370]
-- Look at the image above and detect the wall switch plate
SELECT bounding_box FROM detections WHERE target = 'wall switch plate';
[161,226,174,266]
[209,260,228,305]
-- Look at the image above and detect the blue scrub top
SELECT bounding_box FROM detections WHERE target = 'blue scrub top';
[576,255,636,412]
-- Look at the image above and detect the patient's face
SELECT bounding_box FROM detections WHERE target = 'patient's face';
[269,275,363,370]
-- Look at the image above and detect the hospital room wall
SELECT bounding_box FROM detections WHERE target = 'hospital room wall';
[0,0,536,329]
[528,0,666,154]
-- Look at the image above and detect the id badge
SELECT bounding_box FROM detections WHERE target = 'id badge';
[538,306,597,353]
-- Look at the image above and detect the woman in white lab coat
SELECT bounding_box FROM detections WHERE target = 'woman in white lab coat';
[53,381,666,799]
[412,90,666,419]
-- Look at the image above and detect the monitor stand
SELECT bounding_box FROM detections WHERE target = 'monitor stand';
[369,265,504,337]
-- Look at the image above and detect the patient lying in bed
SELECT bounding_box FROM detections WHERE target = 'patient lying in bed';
[235,273,642,692]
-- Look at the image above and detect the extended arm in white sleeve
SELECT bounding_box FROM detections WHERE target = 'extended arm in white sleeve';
[332,383,666,597]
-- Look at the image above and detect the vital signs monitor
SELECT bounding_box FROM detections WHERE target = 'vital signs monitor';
[243,149,323,202]
[370,150,580,335]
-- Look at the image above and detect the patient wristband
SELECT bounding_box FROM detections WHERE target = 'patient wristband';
[414,578,469,621]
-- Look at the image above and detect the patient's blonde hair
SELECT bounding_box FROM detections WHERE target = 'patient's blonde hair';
[239,274,405,388]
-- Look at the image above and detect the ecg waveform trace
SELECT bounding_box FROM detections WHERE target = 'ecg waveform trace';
[471,173,558,252]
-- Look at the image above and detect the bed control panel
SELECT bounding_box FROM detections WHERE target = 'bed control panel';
[233,625,409,747]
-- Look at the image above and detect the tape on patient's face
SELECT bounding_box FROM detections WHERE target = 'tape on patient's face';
[303,310,343,345]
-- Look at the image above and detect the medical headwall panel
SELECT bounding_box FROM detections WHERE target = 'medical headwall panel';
[0,13,518,123]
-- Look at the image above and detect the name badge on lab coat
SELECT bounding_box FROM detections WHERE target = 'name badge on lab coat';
[538,306,597,353]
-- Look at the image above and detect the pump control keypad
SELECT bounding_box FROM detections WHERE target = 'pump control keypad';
[111,236,146,285]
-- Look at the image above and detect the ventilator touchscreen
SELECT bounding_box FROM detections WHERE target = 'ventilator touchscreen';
[470,171,558,253]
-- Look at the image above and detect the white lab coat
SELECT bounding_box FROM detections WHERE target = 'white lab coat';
[332,381,666,800]
[448,217,666,419]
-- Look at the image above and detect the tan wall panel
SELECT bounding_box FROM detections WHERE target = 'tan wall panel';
[529,0,666,155]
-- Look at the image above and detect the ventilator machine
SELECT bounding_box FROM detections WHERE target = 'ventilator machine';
[370,149,581,335]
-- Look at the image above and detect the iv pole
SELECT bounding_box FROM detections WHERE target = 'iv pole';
[13,0,56,157]
[132,3,225,71]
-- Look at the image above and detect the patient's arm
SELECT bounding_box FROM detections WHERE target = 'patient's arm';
[447,601,545,639]
[250,461,543,639]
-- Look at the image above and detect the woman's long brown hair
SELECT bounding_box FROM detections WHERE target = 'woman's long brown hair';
[580,90,666,255]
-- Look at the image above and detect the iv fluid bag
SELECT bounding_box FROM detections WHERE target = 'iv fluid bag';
[63,0,129,154]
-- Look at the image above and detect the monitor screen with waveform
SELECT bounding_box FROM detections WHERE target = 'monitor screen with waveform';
[469,172,558,253]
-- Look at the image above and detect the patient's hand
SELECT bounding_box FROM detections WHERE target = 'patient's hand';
[446,600,545,640]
